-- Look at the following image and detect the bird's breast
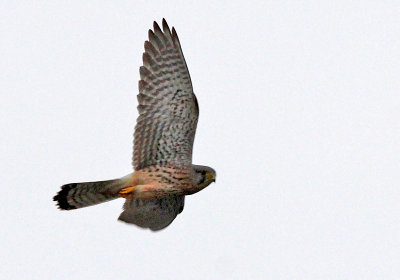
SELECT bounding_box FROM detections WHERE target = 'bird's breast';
[132,166,193,198]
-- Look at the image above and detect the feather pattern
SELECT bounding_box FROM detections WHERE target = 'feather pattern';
[53,178,127,210]
[133,19,199,170]
[119,195,185,231]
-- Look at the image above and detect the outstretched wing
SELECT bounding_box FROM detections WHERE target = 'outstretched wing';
[118,196,185,231]
[133,19,199,170]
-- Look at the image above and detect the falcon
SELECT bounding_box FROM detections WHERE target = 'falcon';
[53,19,216,231]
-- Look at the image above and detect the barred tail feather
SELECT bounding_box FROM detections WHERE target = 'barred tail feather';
[53,178,126,210]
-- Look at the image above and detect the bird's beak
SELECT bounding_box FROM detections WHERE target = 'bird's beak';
[207,172,216,183]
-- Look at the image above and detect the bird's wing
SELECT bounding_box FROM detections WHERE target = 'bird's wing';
[133,19,199,170]
[118,196,185,231]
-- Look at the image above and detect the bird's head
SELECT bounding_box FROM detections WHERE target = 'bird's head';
[191,165,216,192]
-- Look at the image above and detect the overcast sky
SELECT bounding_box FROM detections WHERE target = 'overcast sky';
[1,1,400,279]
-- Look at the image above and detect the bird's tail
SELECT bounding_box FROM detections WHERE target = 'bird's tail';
[53,176,130,210]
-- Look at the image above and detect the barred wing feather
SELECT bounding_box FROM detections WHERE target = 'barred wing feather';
[133,19,199,170]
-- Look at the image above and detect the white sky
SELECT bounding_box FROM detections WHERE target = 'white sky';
[1,1,400,279]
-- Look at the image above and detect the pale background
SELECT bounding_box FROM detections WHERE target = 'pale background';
[1,1,400,279]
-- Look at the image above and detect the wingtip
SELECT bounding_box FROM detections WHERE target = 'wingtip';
[171,27,180,44]
[162,18,169,29]
[148,29,155,39]
[153,21,162,33]
[172,27,178,37]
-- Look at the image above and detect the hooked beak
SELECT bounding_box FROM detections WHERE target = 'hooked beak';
[207,172,216,183]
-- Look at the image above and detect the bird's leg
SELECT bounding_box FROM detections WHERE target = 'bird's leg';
[118,186,136,198]
[118,184,155,198]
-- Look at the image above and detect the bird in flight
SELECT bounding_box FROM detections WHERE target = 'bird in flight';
[53,19,216,231]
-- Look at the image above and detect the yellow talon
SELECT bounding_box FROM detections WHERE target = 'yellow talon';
[118,186,135,198]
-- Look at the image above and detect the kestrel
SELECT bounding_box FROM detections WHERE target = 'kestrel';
[53,19,216,231]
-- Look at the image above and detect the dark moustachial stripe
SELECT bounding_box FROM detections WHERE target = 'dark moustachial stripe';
[53,183,77,210]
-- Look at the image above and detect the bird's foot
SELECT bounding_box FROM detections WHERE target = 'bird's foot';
[118,186,136,198]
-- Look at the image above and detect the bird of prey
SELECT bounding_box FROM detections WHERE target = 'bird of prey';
[53,19,216,231]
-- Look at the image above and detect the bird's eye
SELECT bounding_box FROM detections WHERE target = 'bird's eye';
[201,171,206,176]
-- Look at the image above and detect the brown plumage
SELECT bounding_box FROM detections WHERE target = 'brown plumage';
[53,19,216,231]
